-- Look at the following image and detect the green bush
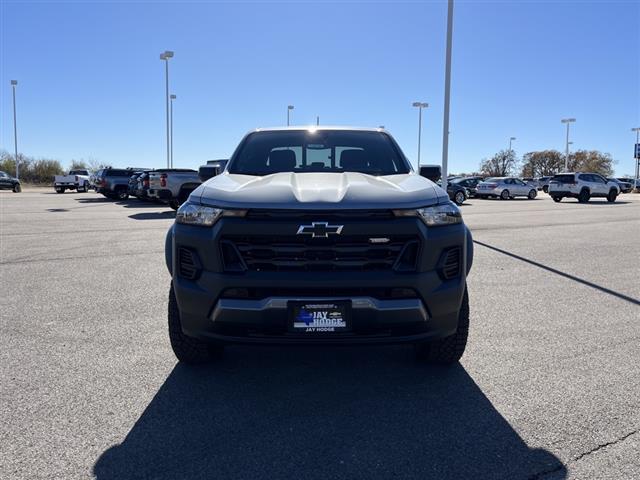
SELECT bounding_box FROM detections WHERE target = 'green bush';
[0,150,65,185]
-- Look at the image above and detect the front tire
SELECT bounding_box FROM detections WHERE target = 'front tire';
[454,191,465,205]
[13,184,21,193]
[552,196,562,203]
[168,284,222,364]
[607,189,618,203]
[542,185,549,193]
[415,287,469,365]
[528,189,537,199]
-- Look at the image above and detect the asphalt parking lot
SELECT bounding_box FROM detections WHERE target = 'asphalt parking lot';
[1,189,639,480]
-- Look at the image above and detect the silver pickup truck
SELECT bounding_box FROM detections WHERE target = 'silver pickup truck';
[165,127,474,366]
[148,169,201,209]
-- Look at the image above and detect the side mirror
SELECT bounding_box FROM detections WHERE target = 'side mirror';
[419,165,442,182]
[198,160,228,182]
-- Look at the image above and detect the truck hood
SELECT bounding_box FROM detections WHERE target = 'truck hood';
[195,172,448,210]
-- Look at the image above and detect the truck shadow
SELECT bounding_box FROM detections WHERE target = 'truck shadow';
[128,211,175,220]
[93,347,565,480]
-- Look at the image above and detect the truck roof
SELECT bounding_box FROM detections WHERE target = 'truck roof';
[252,126,386,133]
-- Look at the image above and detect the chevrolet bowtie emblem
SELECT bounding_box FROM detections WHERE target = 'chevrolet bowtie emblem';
[296,222,344,238]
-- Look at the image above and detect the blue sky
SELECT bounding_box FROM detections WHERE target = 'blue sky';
[1,0,639,175]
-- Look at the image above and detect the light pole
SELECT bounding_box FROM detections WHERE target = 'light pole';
[412,102,429,165]
[170,94,176,168]
[287,105,294,126]
[441,0,454,190]
[10,80,19,179]
[160,50,174,168]
[632,127,640,188]
[508,136,516,151]
[561,118,576,171]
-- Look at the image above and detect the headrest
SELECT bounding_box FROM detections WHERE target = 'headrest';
[268,149,296,171]
[340,149,367,170]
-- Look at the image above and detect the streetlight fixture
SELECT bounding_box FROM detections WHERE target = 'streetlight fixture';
[10,80,19,179]
[160,50,174,168]
[170,94,176,168]
[287,105,294,126]
[441,0,454,190]
[509,136,516,151]
[412,102,429,165]
[561,118,576,171]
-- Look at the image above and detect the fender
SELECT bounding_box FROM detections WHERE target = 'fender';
[165,224,175,275]
[465,226,473,275]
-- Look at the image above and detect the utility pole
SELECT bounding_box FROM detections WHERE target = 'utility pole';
[561,118,576,171]
[11,80,19,179]
[160,51,174,168]
[441,0,454,190]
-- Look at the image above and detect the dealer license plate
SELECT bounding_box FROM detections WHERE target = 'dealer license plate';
[289,301,351,333]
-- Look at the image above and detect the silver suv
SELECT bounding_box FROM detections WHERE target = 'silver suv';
[548,172,620,203]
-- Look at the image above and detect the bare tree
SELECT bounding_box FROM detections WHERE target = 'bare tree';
[520,150,564,177]
[86,156,108,173]
[569,150,615,176]
[69,159,89,171]
[479,149,517,177]
[521,149,615,177]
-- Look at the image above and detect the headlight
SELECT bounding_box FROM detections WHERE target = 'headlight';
[393,203,462,227]
[176,202,247,226]
[176,202,222,226]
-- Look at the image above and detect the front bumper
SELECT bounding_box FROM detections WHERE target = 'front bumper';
[168,217,472,345]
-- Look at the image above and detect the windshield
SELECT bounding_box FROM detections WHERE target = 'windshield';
[228,130,410,176]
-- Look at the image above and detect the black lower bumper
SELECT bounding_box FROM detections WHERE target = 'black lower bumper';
[168,219,472,345]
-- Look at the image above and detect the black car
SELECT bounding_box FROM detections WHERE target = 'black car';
[449,176,484,198]
[0,170,21,192]
[608,178,632,194]
[446,182,468,205]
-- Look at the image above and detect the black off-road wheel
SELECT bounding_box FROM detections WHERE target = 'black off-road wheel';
[415,287,469,365]
[578,189,590,203]
[607,189,618,203]
[168,284,222,364]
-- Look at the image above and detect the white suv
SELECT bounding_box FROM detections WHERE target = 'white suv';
[548,172,620,203]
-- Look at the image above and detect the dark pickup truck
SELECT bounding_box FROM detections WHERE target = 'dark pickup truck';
[165,127,473,365]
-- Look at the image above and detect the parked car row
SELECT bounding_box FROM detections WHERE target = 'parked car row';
[440,173,638,204]
[91,167,201,209]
